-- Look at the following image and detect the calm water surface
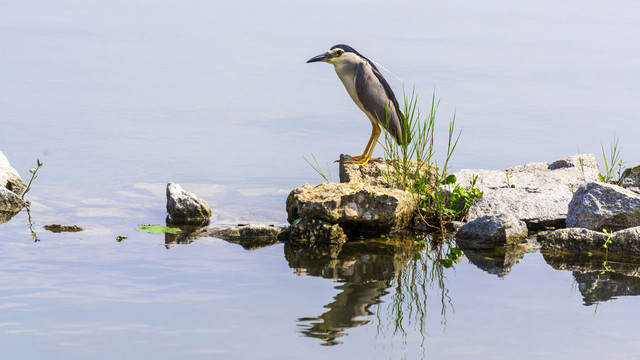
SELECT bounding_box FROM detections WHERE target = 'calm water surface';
[2,0,640,358]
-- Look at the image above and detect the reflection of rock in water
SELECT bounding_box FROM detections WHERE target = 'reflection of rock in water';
[285,236,419,345]
[543,252,640,305]
[298,281,388,346]
[458,240,537,277]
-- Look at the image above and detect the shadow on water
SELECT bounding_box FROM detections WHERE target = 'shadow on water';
[542,251,640,306]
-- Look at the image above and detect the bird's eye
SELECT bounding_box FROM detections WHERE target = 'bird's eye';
[336,50,344,56]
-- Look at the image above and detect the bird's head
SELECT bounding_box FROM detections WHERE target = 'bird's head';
[306,44,362,66]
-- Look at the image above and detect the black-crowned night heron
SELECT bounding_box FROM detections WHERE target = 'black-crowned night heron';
[307,44,410,165]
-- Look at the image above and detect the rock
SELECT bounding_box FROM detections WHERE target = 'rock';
[209,224,283,250]
[0,151,24,194]
[338,154,437,189]
[445,221,465,232]
[454,154,600,229]
[43,224,84,233]
[620,164,640,194]
[0,208,21,225]
[540,226,640,254]
[166,182,212,224]
[456,214,528,249]
[286,182,415,237]
[0,186,24,211]
[566,182,640,231]
[282,218,347,246]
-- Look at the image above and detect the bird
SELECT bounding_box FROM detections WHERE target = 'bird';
[307,44,410,165]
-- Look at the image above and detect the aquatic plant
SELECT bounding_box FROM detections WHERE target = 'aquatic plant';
[379,89,482,232]
[137,224,181,234]
[21,158,43,200]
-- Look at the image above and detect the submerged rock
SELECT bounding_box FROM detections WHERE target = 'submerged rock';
[286,182,415,238]
[456,214,528,249]
[0,151,24,195]
[454,154,599,229]
[566,182,640,231]
[166,182,212,224]
[43,224,84,233]
[539,226,640,254]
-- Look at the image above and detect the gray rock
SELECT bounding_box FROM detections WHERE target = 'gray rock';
[455,154,600,229]
[456,214,528,249]
[0,151,24,194]
[566,182,640,231]
[620,164,640,194]
[166,182,212,224]
[286,182,416,236]
[0,186,24,211]
[540,226,640,254]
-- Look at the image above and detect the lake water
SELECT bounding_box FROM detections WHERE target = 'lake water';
[2,0,640,358]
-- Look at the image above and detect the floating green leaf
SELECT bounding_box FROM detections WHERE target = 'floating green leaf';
[137,224,181,234]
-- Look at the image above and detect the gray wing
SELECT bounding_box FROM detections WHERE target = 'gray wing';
[355,62,410,145]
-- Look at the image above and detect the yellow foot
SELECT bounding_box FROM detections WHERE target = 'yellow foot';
[343,156,382,166]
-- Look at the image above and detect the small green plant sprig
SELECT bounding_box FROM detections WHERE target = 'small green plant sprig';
[304,153,333,182]
[21,159,43,200]
[379,88,483,232]
[598,134,624,184]
[504,169,515,188]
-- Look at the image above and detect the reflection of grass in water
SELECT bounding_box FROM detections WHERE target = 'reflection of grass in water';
[375,235,459,349]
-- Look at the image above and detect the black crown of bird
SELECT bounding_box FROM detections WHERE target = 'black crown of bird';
[307,44,410,166]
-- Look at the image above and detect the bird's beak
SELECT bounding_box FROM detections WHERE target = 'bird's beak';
[306,52,332,63]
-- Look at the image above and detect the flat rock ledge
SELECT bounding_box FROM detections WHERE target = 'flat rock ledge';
[455,154,600,230]
[540,227,640,254]
[166,182,212,225]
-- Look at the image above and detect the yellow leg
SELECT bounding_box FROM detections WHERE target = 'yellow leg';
[345,123,381,166]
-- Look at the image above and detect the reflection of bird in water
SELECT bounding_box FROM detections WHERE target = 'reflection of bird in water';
[297,281,388,346]
[307,45,410,165]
